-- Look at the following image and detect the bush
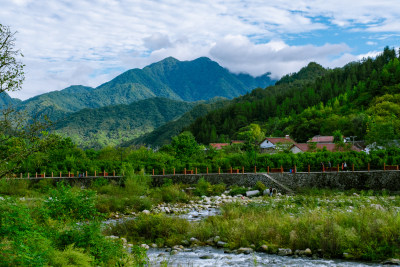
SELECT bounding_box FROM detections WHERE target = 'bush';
[45,182,98,221]
[229,185,247,196]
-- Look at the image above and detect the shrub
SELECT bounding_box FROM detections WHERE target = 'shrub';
[45,182,98,221]
[194,177,212,196]
[229,185,247,196]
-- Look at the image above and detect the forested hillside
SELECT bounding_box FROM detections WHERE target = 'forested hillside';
[188,47,400,145]
[13,57,275,122]
[53,97,196,149]
[123,97,229,147]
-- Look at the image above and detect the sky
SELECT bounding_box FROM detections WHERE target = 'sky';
[1,0,400,100]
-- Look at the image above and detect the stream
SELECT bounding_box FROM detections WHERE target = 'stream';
[146,246,381,266]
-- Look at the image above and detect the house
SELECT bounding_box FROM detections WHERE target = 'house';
[259,135,296,153]
[308,135,334,143]
[209,140,245,150]
[291,143,361,154]
[210,143,230,150]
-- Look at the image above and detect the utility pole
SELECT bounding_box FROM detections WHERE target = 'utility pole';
[349,136,357,145]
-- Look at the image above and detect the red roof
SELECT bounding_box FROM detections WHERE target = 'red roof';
[265,137,296,144]
[308,136,334,143]
[293,143,361,152]
[210,143,230,150]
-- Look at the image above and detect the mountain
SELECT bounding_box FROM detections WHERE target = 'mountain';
[15,57,275,121]
[0,91,21,108]
[121,97,229,147]
[52,97,197,149]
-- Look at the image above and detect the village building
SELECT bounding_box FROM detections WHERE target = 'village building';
[291,143,361,154]
[259,135,296,153]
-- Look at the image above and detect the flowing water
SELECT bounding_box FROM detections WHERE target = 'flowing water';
[147,246,381,267]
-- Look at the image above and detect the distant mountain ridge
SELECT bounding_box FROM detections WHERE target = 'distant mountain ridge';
[13,57,275,121]
[53,97,198,149]
[0,92,21,107]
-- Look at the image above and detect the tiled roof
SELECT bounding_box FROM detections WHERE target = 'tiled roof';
[294,143,361,152]
[265,137,296,144]
[308,136,334,143]
[210,143,230,150]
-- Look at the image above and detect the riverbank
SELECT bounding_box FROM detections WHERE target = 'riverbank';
[1,174,400,265]
[106,187,400,264]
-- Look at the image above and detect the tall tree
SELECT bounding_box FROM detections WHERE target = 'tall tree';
[0,24,55,178]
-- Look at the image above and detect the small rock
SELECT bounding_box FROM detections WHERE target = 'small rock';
[343,252,354,259]
[151,243,158,248]
[371,204,385,211]
[157,253,166,257]
[206,238,214,245]
[181,240,190,246]
[127,244,133,248]
[217,241,227,247]
[260,245,268,252]
[304,248,312,256]
[142,210,150,215]
[382,258,400,265]
[140,244,149,250]
[121,237,127,244]
[190,237,199,244]
[199,255,214,259]
[170,250,178,255]
[213,236,221,243]
[246,190,260,197]
[237,247,254,254]
[107,235,119,239]
[278,248,292,256]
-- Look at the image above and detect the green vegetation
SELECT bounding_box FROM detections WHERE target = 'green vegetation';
[188,47,400,145]
[53,97,197,149]
[105,188,400,262]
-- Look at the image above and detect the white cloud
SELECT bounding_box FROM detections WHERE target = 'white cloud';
[1,0,399,100]
[209,35,351,78]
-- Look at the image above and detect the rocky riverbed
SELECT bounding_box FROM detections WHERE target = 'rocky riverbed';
[146,246,384,266]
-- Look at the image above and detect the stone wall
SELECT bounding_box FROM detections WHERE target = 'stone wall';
[152,171,400,192]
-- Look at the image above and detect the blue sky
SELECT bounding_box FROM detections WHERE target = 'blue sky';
[1,0,399,100]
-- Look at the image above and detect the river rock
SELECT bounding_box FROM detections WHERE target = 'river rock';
[213,236,221,243]
[382,258,400,265]
[151,243,158,248]
[304,248,312,256]
[278,248,292,256]
[181,239,190,246]
[371,204,385,211]
[343,252,355,259]
[140,244,150,250]
[170,250,179,255]
[260,245,268,252]
[142,210,150,215]
[237,247,254,254]
[206,238,214,245]
[190,237,199,244]
[217,241,227,248]
[200,255,214,259]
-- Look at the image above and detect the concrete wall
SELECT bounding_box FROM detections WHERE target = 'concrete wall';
[152,171,400,192]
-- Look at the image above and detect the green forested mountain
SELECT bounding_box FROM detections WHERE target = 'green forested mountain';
[122,97,229,147]
[14,57,275,122]
[0,91,21,107]
[187,47,400,145]
[53,97,196,149]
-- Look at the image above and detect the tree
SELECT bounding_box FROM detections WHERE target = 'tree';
[0,24,24,94]
[171,131,200,161]
[0,24,55,178]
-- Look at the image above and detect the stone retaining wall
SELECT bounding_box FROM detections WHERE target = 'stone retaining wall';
[152,171,400,192]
